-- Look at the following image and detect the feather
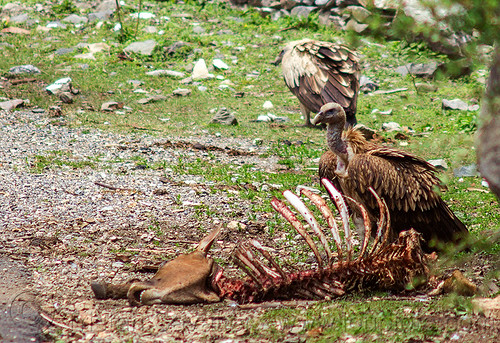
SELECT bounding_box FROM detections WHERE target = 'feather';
[276,39,360,126]
[316,109,468,251]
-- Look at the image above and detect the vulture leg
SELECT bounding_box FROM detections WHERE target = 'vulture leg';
[300,103,313,127]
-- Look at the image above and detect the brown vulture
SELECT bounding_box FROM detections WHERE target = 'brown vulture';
[312,102,468,251]
[273,39,360,127]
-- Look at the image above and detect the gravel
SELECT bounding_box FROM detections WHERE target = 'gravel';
[0,109,283,342]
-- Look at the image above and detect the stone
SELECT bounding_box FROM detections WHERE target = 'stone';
[88,11,113,21]
[127,80,144,87]
[63,14,88,25]
[192,59,210,80]
[55,47,75,55]
[96,0,117,12]
[74,53,96,60]
[213,58,229,70]
[211,108,238,125]
[46,21,67,29]
[315,0,329,5]
[359,75,379,93]
[101,102,123,111]
[59,92,74,104]
[0,99,25,111]
[354,124,377,140]
[123,40,157,56]
[10,13,29,24]
[427,159,448,171]
[396,62,439,78]
[381,121,402,132]
[45,77,72,95]
[453,164,479,177]
[415,83,438,92]
[442,98,477,111]
[472,296,500,320]
[263,101,274,110]
[137,95,167,104]
[290,6,317,18]
[165,41,188,55]
[280,0,299,10]
[1,27,30,34]
[143,26,157,34]
[9,64,40,75]
[129,12,156,19]
[87,43,110,53]
[192,25,206,34]
[345,19,369,33]
[344,6,371,22]
[172,88,191,96]
[146,69,185,78]
[371,108,393,115]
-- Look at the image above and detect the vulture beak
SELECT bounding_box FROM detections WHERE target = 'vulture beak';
[311,111,323,126]
[271,50,284,66]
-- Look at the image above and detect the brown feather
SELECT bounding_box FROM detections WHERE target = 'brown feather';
[319,128,468,251]
[277,39,360,126]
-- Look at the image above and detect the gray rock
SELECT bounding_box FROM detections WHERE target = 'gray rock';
[143,26,157,34]
[172,88,191,96]
[344,6,371,22]
[63,14,88,25]
[211,108,238,125]
[10,13,29,24]
[9,64,41,75]
[192,25,206,34]
[291,6,317,18]
[192,59,211,80]
[137,95,167,104]
[0,99,25,111]
[59,92,74,104]
[146,69,185,78]
[354,124,377,140]
[123,40,157,56]
[415,82,438,92]
[55,47,75,55]
[453,164,479,177]
[96,0,117,12]
[345,19,369,33]
[442,98,468,111]
[127,79,144,87]
[213,59,229,70]
[428,159,448,171]
[396,62,439,78]
[315,0,329,5]
[101,101,123,111]
[381,121,402,132]
[88,11,113,21]
[360,75,379,93]
[45,77,72,95]
[46,21,67,29]
[0,42,14,49]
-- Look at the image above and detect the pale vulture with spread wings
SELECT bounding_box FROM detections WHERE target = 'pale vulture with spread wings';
[273,39,360,127]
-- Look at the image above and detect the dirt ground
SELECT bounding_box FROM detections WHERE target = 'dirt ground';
[0,110,498,342]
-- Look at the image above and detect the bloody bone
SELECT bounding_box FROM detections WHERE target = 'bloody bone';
[91,179,429,305]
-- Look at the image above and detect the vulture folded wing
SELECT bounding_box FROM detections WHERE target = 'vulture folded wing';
[343,152,467,244]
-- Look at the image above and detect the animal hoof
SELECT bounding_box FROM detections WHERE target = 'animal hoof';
[91,281,109,299]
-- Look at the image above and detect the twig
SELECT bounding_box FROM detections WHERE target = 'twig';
[10,78,37,85]
[94,182,140,193]
[40,312,80,332]
[135,0,143,38]
[115,0,125,40]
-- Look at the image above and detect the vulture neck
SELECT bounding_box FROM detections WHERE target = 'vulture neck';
[326,123,350,177]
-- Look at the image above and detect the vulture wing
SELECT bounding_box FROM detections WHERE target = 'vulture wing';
[339,151,467,246]
[282,40,360,125]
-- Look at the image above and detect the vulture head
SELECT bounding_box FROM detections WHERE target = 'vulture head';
[312,103,351,175]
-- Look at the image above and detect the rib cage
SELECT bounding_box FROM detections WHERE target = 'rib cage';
[216,179,429,304]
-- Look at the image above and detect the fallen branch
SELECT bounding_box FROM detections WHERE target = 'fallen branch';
[40,312,81,332]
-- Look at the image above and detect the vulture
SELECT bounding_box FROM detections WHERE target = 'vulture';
[312,102,468,251]
[273,39,360,127]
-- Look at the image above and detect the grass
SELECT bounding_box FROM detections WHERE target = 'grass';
[0,0,498,341]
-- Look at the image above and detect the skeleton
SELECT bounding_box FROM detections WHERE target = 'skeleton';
[91,180,429,305]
